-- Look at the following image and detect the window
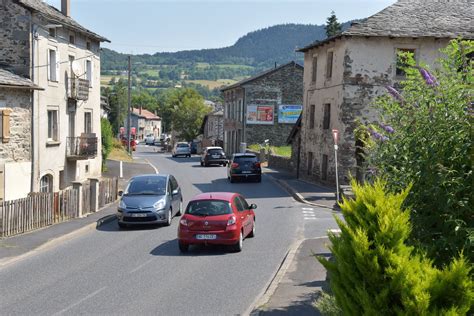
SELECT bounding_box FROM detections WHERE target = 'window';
[322,154,328,181]
[323,103,331,130]
[238,196,250,210]
[309,104,315,129]
[234,197,245,212]
[69,34,75,45]
[49,28,56,37]
[47,110,58,141]
[86,60,92,87]
[48,49,58,82]
[311,56,318,83]
[84,112,92,134]
[170,175,178,191]
[307,152,313,175]
[326,51,333,79]
[0,106,11,143]
[86,41,91,50]
[396,48,416,77]
[40,174,53,193]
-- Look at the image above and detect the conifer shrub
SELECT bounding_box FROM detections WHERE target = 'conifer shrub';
[319,180,473,314]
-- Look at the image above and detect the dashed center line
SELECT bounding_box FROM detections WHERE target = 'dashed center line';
[53,286,106,315]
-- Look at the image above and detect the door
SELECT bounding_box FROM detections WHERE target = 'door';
[234,196,250,235]
[169,176,180,214]
[68,100,76,137]
[238,195,253,235]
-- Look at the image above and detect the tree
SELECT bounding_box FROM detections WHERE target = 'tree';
[325,11,342,38]
[100,118,114,170]
[102,80,128,134]
[365,39,473,266]
[161,88,211,141]
[319,180,472,314]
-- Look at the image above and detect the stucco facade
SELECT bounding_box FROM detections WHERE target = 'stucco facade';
[297,0,472,186]
[0,0,109,195]
[222,62,304,156]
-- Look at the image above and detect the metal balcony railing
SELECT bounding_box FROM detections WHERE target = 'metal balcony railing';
[66,135,97,160]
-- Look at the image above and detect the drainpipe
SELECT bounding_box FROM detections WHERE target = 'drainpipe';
[30,19,37,193]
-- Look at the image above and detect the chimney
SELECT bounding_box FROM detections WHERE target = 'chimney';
[61,0,70,17]
[139,106,142,115]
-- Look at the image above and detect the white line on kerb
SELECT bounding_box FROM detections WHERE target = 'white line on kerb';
[53,286,106,315]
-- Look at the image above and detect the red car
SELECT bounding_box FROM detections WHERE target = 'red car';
[178,192,256,253]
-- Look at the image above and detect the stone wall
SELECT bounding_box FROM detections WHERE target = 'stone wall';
[244,63,303,147]
[0,88,31,162]
[268,154,294,172]
[0,1,31,77]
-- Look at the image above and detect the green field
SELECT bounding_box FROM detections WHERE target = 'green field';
[185,79,237,89]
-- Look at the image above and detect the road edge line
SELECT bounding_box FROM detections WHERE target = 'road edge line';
[145,159,159,174]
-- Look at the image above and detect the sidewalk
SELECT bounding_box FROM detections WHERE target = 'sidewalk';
[0,159,156,266]
[250,167,340,315]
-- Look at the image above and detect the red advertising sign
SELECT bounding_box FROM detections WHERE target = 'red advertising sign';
[332,129,339,145]
[131,127,136,135]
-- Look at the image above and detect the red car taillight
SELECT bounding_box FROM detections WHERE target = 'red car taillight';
[254,162,261,168]
[180,218,188,226]
[227,215,236,226]
[231,163,239,169]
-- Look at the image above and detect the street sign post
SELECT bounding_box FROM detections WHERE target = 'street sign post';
[332,129,340,201]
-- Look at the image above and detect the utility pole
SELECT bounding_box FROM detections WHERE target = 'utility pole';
[127,55,131,154]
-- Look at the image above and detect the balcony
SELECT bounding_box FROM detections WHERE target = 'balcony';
[68,78,89,100]
[66,134,97,160]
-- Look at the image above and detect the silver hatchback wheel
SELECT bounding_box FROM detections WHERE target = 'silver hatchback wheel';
[165,209,172,226]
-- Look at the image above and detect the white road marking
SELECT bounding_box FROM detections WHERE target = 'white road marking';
[129,258,154,273]
[328,228,342,233]
[145,159,159,174]
[302,207,314,211]
[302,211,314,214]
[53,286,106,315]
[304,217,318,220]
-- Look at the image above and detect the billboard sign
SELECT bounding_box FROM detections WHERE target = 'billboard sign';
[246,105,274,125]
[278,105,302,123]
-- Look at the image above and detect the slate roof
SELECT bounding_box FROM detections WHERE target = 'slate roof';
[0,68,43,90]
[132,108,161,120]
[298,0,473,52]
[15,0,109,42]
[221,61,303,91]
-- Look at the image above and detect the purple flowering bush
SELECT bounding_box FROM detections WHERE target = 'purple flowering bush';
[367,39,473,267]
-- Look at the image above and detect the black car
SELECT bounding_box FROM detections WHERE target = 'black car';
[227,153,262,182]
[201,146,227,167]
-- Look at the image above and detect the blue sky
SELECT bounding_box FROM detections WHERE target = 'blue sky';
[45,0,396,54]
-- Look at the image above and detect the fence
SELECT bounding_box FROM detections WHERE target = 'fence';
[98,177,118,208]
[0,177,118,238]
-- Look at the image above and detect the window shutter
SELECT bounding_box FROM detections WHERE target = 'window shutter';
[55,50,60,82]
[1,110,11,143]
[47,50,51,81]
[90,60,94,87]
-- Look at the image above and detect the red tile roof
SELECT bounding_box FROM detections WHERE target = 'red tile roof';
[132,108,161,120]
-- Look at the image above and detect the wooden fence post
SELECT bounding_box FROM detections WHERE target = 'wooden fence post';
[72,182,83,217]
[89,178,99,212]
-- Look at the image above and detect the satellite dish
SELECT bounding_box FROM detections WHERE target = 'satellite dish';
[71,60,82,76]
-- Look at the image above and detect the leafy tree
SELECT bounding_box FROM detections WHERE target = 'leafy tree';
[319,179,473,314]
[325,11,342,38]
[102,80,128,134]
[100,118,114,170]
[160,88,211,141]
[132,90,158,112]
[365,39,473,267]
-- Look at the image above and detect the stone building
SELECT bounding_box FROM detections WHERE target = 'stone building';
[296,0,473,186]
[0,0,109,196]
[221,61,304,155]
[200,109,224,148]
[0,69,42,201]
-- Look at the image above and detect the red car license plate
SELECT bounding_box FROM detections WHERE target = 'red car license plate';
[196,234,217,240]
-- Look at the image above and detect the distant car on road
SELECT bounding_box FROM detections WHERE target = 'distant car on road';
[177,192,256,252]
[227,153,262,183]
[117,174,183,228]
[144,134,155,145]
[200,146,227,167]
[172,142,191,157]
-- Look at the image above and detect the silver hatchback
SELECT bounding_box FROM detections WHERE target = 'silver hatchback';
[117,174,183,228]
[172,142,191,157]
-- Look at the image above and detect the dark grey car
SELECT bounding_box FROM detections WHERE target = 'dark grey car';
[117,174,183,228]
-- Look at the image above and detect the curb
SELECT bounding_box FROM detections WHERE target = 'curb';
[269,175,337,211]
[246,238,305,316]
[0,211,117,269]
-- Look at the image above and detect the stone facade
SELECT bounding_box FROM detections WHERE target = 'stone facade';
[297,0,470,186]
[202,109,224,148]
[222,62,303,156]
[0,1,31,77]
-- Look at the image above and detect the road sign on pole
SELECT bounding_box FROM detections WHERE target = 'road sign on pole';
[332,129,340,201]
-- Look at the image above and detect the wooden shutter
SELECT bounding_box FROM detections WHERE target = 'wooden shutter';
[47,50,51,81]
[55,50,60,82]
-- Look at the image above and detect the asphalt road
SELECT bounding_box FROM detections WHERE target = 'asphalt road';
[0,145,318,315]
